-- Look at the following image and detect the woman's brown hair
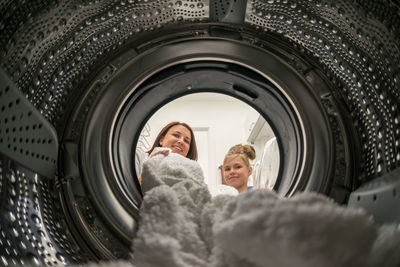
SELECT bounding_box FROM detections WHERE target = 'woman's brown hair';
[147,121,198,160]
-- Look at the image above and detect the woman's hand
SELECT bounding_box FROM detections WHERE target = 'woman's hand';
[150,149,170,158]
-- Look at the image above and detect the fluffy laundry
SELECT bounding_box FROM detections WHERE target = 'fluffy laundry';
[128,152,400,267]
[85,152,400,267]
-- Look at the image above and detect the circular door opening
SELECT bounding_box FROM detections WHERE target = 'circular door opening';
[134,92,279,193]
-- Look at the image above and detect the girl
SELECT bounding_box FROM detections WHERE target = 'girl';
[222,144,255,193]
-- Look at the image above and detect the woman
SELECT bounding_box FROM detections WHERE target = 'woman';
[222,144,256,193]
[147,121,198,160]
[135,121,198,181]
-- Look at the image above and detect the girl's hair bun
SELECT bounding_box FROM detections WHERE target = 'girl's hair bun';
[227,144,256,160]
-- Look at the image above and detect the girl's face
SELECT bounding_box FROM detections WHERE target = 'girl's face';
[223,156,252,193]
[159,125,191,157]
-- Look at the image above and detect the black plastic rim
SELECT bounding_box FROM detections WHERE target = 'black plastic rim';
[78,36,339,238]
[113,60,305,203]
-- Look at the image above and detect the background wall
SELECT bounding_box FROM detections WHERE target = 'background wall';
[138,93,277,190]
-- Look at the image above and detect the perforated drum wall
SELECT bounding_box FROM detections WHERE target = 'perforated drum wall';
[245,0,400,178]
[0,0,399,265]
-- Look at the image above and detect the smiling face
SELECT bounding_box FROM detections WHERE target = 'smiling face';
[223,156,252,193]
[159,124,192,157]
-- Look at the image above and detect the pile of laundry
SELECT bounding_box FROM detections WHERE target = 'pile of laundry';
[89,153,400,267]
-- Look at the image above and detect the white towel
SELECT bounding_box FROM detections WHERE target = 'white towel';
[131,153,400,267]
[209,184,239,197]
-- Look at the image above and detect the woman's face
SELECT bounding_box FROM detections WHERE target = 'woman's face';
[159,125,191,157]
[223,156,252,193]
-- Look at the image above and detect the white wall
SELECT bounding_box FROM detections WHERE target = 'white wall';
[142,93,258,190]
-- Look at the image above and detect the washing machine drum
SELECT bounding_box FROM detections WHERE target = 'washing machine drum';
[1,0,399,265]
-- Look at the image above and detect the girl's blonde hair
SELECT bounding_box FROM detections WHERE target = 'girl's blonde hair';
[223,144,256,168]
